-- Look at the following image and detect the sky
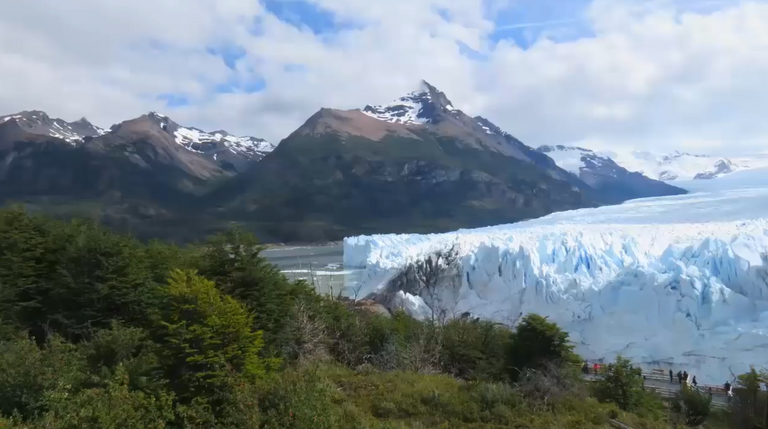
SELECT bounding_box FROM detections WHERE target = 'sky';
[1,0,767,155]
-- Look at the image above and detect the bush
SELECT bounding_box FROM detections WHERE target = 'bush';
[593,356,652,412]
[671,385,712,427]
[153,269,272,406]
[257,369,343,429]
[507,314,580,381]
[39,366,173,429]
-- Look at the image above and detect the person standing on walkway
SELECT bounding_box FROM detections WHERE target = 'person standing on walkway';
[683,371,688,383]
[669,369,674,383]
[677,371,683,384]
[725,381,732,404]
[692,376,697,387]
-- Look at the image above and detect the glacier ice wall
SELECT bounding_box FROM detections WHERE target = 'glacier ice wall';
[343,189,768,383]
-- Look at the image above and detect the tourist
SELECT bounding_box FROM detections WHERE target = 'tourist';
[692,375,697,387]
[677,371,683,384]
[669,369,674,383]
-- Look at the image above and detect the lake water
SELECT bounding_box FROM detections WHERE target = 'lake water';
[262,243,363,296]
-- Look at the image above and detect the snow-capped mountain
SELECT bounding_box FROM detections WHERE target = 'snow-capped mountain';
[0,109,274,168]
[603,150,768,181]
[537,145,685,201]
[362,82,457,125]
[344,186,768,383]
[0,110,106,144]
[144,112,275,162]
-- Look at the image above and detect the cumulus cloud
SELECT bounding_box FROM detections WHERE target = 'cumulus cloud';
[0,0,766,154]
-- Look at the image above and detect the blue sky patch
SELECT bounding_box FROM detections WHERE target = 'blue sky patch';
[489,0,591,49]
[157,93,190,107]
[214,76,267,94]
[262,0,358,34]
[207,44,246,70]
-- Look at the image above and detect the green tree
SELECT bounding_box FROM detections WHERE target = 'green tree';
[153,269,270,405]
[0,209,163,342]
[506,314,579,381]
[730,367,768,429]
[192,228,311,355]
[594,356,645,411]
[671,384,712,427]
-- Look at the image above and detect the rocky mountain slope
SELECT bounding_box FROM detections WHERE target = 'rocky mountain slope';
[0,82,695,243]
[537,145,686,201]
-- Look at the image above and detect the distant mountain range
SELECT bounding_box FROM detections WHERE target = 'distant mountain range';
[0,81,689,242]
[540,144,768,182]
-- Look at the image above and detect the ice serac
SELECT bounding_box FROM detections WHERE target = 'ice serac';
[343,188,768,383]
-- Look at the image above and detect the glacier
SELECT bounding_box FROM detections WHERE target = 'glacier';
[343,187,768,384]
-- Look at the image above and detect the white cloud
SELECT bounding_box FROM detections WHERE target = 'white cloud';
[0,0,767,155]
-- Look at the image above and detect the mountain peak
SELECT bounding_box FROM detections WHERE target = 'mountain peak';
[361,80,457,125]
[0,109,97,143]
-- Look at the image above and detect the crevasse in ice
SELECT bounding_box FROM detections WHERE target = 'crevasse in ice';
[343,187,768,383]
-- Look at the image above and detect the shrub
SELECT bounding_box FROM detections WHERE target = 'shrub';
[0,335,87,420]
[440,318,512,381]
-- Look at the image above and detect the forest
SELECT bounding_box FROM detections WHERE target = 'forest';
[0,207,765,429]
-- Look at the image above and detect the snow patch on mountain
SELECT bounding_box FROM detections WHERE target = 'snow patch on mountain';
[537,145,596,175]
[172,126,275,158]
[362,89,433,125]
[343,188,768,383]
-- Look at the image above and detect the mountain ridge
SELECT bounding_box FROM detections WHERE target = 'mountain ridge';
[0,81,693,243]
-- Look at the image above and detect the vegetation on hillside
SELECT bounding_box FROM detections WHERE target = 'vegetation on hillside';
[0,207,763,428]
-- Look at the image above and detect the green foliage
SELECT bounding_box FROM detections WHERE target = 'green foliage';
[0,210,729,429]
[39,366,173,429]
[153,269,270,405]
[0,208,162,342]
[728,367,768,429]
[440,318,512,381]
[507,314,579,380]
[671,385,712,427]
[0,335,87,420]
